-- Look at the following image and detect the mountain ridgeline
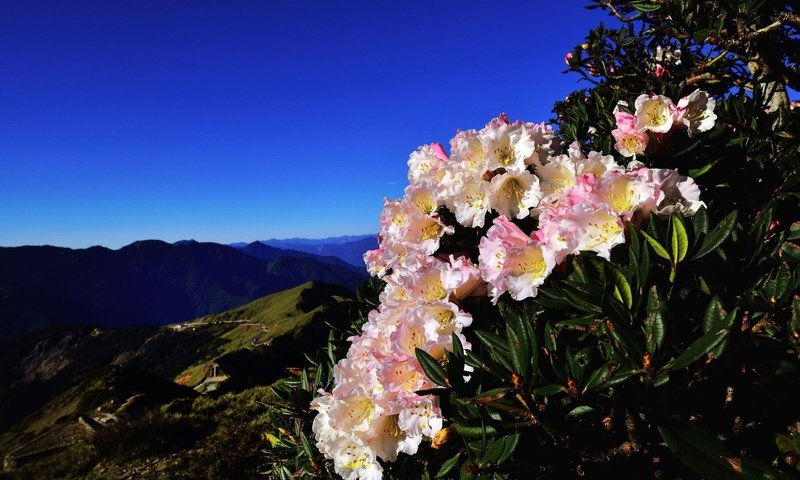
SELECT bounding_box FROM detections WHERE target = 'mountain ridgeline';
[256,234,377,267]
[0,281,356,479]
[0,239,367,340]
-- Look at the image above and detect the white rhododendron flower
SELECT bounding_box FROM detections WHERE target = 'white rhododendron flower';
[571,205,626,260]
[674,89,717,137]
[595,171,661,220]
[635,94,675,133]
[481,115,539,172]
[487,170,542,220]
[407,144,448,185]
[314,105,711,479]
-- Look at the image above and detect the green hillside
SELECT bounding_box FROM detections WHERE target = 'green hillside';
[0,280,355,480]
[173,281,350,386]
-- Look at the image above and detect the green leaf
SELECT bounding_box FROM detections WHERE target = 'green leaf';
[691,210,738,260]
[480,433,520,466]
[607,264,633,309]
[688,160,718,178]
[415,348,448,387]
[781,242,800,263]
[630,0,663,12]
[452,332,464,357]
[603,319,643,363]
[505,315,529,379]
[788,221,800,241]
[465,388,511,405]
[641,230,671,260]
[703,296,725,334]
[533,384,566,397]
[666,327,729,371]
[566,405,596,418]
[659,420,796,480]
[645,286,667,356]
[693,207,709,237]
[582,363,619,393]
[475,330,508,352]
[670,215,689,262]
[436,452,462,478]
[657,424,734,480]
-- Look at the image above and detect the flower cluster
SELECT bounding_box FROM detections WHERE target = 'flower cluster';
[612,89,717,157]
[312,100,713,479]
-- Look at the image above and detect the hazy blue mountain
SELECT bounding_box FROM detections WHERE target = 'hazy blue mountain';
[258,235,377,267]
[0,241,366,340]
[261,234,374,246]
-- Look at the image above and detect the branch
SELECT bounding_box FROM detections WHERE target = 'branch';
[597,0,642,23]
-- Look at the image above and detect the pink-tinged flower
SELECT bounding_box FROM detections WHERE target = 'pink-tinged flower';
[487,170,542,220]
[673,89,717,137]
[563,173,599,207]
[448,129,486,176]
[594,171,661,220]
[397,398,443,438]
[570,205,626,260]
[634,94,675,133]
[613,102,636,134]
[447,180,490,228]
[364,248,389,278]
[444,255,483,300]
[366,413,422,462]
[613,131,649,158]
[407,144,447,185]
[327,434,383,480]
[647,168,705,217]
[418,301,473,338]
[564,51,574,65]
[431,143,449,162]
[536,154,577,201]
[404,182,442,216]
[612,102,649,157]
[478,216,555,302]
[480,115,539,172]
[378,199,453,257]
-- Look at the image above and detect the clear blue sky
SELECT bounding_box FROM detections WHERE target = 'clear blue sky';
[0,1,613,249]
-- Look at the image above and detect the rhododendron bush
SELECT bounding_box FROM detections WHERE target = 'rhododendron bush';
[264,1,800,479]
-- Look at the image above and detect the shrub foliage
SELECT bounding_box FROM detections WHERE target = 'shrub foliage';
[266,1,800,479]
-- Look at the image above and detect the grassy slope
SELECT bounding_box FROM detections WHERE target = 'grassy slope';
[175,281,344,386]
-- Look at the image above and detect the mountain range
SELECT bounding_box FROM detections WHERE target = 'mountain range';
[0,281,354,479]
[237,234,378,267]
[0,239,367,340]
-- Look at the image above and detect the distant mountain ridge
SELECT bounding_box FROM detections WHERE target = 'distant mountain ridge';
[0,281,352,473]
[249,234,378,267]
[0,240,366,340]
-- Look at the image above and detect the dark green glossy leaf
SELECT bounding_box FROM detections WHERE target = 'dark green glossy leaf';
[566,405,596,418]
[475,330,509,352]
[435,451,461,478]
[703,296,725,334]
[666,327,729,371]
[533,384,566,397]
[416,348,448,387]
[582,362,619,393]
[645,286,667,356]
[480,433,520,467]
[693,207,709,237]
[692,210,738,260]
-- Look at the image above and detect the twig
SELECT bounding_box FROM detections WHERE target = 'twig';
[597,0,642,23]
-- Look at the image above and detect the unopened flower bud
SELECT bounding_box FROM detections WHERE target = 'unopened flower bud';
[431,426,455,449]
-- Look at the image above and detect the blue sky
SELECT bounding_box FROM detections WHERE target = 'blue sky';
[0,1,613,249]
